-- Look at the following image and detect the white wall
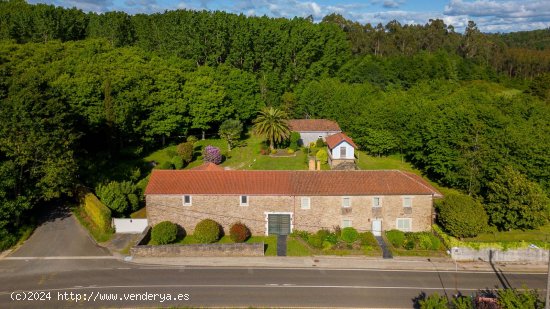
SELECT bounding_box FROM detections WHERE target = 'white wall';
[330,141,354,159]
[299,131,340,146]
[113,218,148,234]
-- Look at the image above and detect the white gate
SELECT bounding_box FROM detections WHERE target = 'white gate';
[112,219,148,234]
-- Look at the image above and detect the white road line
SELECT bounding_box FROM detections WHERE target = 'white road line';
[0,284,489,295]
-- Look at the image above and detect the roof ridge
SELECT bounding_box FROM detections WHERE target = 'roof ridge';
[395,170,439,196]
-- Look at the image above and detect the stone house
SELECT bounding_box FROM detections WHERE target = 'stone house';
[287,119,341,146]
[325,132,357,168]
[145,165,442,236]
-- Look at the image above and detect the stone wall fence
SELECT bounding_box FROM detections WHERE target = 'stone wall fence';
[451,246,548,263]
[130,242,265,257]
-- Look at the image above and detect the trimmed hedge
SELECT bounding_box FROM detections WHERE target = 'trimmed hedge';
[229,222,251,243]
[340,227,359,243]
[151,221,178,245]
[194,219,222,243]
[83,193,112,233]
[386,229,405,247]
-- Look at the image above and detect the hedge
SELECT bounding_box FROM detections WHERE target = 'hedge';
[151,221,178,245]
[83,193,112,233]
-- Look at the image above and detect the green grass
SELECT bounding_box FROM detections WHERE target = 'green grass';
[356,152,415,171]
[464,224,550,243]
[171,235,310,256]
[130,207,147,219]
[72,206,113,243]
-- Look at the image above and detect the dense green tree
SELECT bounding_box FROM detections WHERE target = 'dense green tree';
[436,193,489,238]
[253,107,290,150]
[485,166,549,230]
[96,181,139,215]
[218,119,243,151]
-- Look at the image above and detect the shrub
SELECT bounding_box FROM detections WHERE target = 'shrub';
[316,229,331,241]
[96,181,139,215]
[151,221,178,245]
[289,131,301,151]
[451,296,473,309]
[497,287,543,309]
[315,149,328,164]
[202,145,222,164]
[315,138,326,147]
[270,149,277,154]
[186,135,198,143]
[287,148,295,154]
[358,232,378,247]
[156,161,174,170]
[418,233,437,250]
[386,230,405,248]
[404,238,416,250]
[325,233,339,244]
[437,193,489,238]
[83,193,112,233]
[418,292,449,309]
[171,156,184,169]
[307,235,324,248]
[194,219,222,243]
[176,141,194,163]
[291,230,311,241]
[340,227,359,243]
[229,222,251,243]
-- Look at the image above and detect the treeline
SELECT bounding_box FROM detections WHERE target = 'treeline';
[2,1,550,81]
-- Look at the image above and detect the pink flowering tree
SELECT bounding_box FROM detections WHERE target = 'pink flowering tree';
[202,145,222,164]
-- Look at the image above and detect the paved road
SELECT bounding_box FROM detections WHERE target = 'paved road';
[0,260,545,308]
[10,207,109,258]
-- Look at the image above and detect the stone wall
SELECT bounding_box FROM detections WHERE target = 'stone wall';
[130,242,264,257]
[147,193,434,235]
[451,247,548,262]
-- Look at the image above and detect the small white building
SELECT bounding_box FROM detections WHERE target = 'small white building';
[287,119,341,146]
[326,132,357,168]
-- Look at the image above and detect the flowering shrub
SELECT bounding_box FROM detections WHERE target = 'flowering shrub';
[202,145,222,164]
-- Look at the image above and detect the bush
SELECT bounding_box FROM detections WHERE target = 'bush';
[307,235,324,248]
[287,148,295,154]
[316,229,331,241]
[289,131,301,150]
[437,193,489,238]
[156,161,174,170]
[404,239,415,250]
[202,145,222,164]
[358,232,378,247]
[270,149,277,154]
[418,292,449,309]
[176,142,194,163]
[194,219,222,243]
[315,138,326,147]
[386,230,405,248]
[82,193,112,233]
[229,222,251,243]
[171,156,184,169]
[186,135,198,143]
[340,227,359,243]
[316,149,328,164]
[95,181,139,215]
[497,287,543,309]
[151,221,178,245]
[418,233,440,250]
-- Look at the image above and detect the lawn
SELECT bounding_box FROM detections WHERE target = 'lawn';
[174,235,311,256]
[464,224,550,244]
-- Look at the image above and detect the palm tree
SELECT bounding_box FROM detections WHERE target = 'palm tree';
[253,107,290,150]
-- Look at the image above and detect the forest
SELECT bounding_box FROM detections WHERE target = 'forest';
[0,0,549,248]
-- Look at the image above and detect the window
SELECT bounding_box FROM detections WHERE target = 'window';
[373,197,381,207]
[342,219,352,228]
[182,195,192,206]
[240,195,249,206]
[342,196,351,208]
[403,196,412,207]
[340,146,347,158]
[396,218,412,232]
[301,197,310,210]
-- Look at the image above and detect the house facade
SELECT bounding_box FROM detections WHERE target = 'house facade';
[287,119,341,146]
[326,132,357,168]
[145,167,442,236]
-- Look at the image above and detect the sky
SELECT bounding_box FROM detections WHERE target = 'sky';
[29,0,550,33]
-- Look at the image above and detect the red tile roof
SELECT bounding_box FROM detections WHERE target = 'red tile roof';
[326,132,358,149]
[145,169,442,197]
[287,119,341,132]
[190,162,224,171]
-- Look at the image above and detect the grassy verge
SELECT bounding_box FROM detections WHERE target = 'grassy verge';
[72,206,113,243]
[464,224,550,243]
[130,207,147,219]
[162,235,311,256]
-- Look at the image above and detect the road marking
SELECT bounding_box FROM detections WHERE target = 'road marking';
[4,256,117,260]
[0,283,508,296]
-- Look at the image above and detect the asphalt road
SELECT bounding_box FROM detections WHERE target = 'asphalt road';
[0,260,545,308]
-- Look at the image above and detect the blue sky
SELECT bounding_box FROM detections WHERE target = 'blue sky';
[30,0,550,33]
